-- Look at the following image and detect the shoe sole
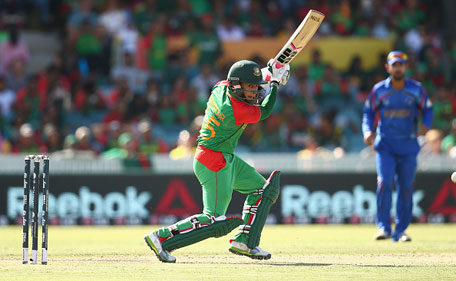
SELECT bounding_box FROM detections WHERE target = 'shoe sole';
[229,247,271,260]
[375,235,391,240]
[398,237,412,242]
[144,236,176,263]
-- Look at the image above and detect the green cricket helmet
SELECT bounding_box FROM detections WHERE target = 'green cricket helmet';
[227,60,266,105]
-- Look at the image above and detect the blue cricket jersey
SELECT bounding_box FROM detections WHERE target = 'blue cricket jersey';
[362,77,433,140]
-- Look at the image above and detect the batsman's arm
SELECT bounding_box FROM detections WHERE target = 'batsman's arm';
[258,60,290,120]
[259,84,278,121]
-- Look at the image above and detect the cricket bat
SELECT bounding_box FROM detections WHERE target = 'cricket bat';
[262,10,325,82]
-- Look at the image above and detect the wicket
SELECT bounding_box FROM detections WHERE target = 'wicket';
[22,155,50,265]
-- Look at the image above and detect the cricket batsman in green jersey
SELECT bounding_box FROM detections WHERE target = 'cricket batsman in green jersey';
[145,59,291,263]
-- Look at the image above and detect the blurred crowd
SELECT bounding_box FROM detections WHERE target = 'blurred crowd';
[0,0,455,167]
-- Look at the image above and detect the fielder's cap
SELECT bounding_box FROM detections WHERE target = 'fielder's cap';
[387,51,408,65]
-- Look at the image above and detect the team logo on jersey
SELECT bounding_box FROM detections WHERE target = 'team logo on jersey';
[382,98,389,106]
[253,67,261,76]
[405,96,414,105]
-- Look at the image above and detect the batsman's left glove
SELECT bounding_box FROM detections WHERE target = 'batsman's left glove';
[267,59,290,86]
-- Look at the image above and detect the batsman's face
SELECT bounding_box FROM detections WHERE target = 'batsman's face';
[386,62,407,80]
[241,83,259,101]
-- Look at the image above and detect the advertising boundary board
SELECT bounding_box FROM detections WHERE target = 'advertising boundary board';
[1,173,455,225]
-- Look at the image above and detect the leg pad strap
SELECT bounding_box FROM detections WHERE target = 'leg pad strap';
[162,216,243,252]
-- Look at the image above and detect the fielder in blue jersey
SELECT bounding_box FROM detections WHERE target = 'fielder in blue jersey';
[362,51,433,242]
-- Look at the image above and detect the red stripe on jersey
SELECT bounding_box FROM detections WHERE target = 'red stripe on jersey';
[378,92,392,102]
[195,145,226,172]
[228,93,261,126]
[371,92,378,111]
[419,88,425,110]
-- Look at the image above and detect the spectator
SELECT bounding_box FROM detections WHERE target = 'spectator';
[421,129,443,155]
[169,129,195,160]
[156,94,176,128]
[396,0,426,32]
[76,20,103,74]
[441,119,456,155]
[66,0,98,32]
[187,14,221,66]
[315,64,348,109]
[103,100,128,124]
[297,135,332,159]
[316,111,343,150]
[216,17,246,41]
[0,75,15,120]
[307,49,325,82]
[330,0,354,36]
[108,77,133,108]
[369,53,388,84]
[190,63,220,103]
[286,110,311,149]
[5,58,28,93]
[98,0,128,36]
[259,114,283,151]
[89,123,107,153]
[12,123,40,153]
[15,76,44,128]
[0,132,12,153]
[111,52,149,94]
[42,123,62,152]
[137,119,168,155]
[74,126,97,155]
[102,131,151,170]
[431,87,453,131]
[102,131,133,159]
[144,16,168,73]
[0,27,30,74]
[132,0,158,35]
[73,80,106,115]
[116,20,139,55]
[0,0,452,157]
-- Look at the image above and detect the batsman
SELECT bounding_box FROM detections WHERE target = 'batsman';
[145,59,290,263]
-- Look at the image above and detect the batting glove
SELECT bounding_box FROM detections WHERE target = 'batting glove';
[267,59,290,86]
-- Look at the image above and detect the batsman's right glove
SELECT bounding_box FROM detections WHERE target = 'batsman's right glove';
[267,59,290,86]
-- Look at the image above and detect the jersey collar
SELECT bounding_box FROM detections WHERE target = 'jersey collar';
[385,76,410,89]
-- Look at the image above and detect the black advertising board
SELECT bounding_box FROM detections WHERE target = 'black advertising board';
[1,173,455,225]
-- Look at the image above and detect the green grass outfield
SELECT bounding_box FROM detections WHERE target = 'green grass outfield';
[1,224,455,280]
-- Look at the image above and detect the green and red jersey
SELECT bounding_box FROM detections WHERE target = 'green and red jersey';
[197,81,277,154]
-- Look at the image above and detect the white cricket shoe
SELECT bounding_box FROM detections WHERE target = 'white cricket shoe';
[397,233,412,242]
[374,229,391,240]
[144,232,176,263]
[229,241,271,260]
